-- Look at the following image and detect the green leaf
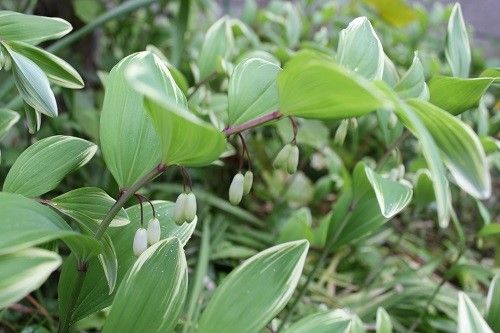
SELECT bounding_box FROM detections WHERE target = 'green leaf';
[0,11,72,45]
[102,238,187,333]
[52,187,129,227]
[413,169,435,208]
[0,108,19,140]
[364,166,413,218]
[126,60,226,166]
[145,44,189,95]
[408,99,491,199]
[327,162,412,249]
[57,201,196,325]
[124,51,187,109]
[480,67,500,82]
[5,47,57,117]
[457,292,493,333]
[382,54,399,87]
[0,248,61,309]
[277,207,314,243]
[227,57,281,125]
[486,274,500,332]
[283,310,351,333]
[3,135,97,197]
[197,17,233,80]
[284,3,301,47]
[377,83,451,227]
[7,41,84,88]
[376,307,392,333]
[198,240,309,333]
[394,52,429,100]
[363,0,418,27]
[428,76,495,115]
[0,192,98,256]
[478,224,500,237]
[278,50,386,119]
[336,16,384,80]
[100,51,162,188]
[445,4,470,78]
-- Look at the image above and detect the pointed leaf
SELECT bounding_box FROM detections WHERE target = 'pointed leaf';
[376,307,393,333]
[0,248,61,309]
[365,166,413,218]
[8,40,84,88]
[336,16,384,80]
[408,99,491,199]
[446,4,470,78]
[395,52,429,100]
[6,47,57,117]
[278,50,386,119]
[284,310,351,333]
[100,51,162,188]
[0,11,72,45]
[198,240,309,333]
[102,238,188,333]
[428,76,495,115]
[382,55,399,87]
[3,135,97,197]
[0,192,98,257]
[486,274,500,332]
[377,83,451,227]
[328,162,411,249]
[52,187,129,227]
[197,17,233,80]
[227,58,281,125]
[457,292,493,333]
[126,61,226,166]
[0,108,19,140]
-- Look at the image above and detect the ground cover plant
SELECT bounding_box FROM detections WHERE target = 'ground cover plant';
[0,0,498,332]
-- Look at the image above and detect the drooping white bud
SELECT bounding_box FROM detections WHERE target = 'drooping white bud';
[243,170,253,195]
[133,228,148,256]
[174,193,188,225]
[184,192,197,223]
[273,144,291,170]
[147,217,161,245]
[333,119,349,146]
[229,172,244,205]
[287,145,299,174]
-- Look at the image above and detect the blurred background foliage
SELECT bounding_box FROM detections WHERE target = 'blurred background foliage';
[0,0,498,332]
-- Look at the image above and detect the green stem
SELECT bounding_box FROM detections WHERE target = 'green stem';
[58,163,166,332]
[94,163,166,240]
[277,205,354,331]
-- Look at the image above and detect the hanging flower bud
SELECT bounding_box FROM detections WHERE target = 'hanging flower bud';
[174,193,188,225]
[273,144,292,170]
[333,119,349,146]
[184,192,197,223]
[147,217,161,245]
[243,170,253,195]
[389,112,398,128]
[229,172,244,205]
[287,145,299,174]
[133,228,148,256]
[349,117,358,129]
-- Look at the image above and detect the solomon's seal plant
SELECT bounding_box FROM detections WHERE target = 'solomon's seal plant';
[0,1,498,333]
